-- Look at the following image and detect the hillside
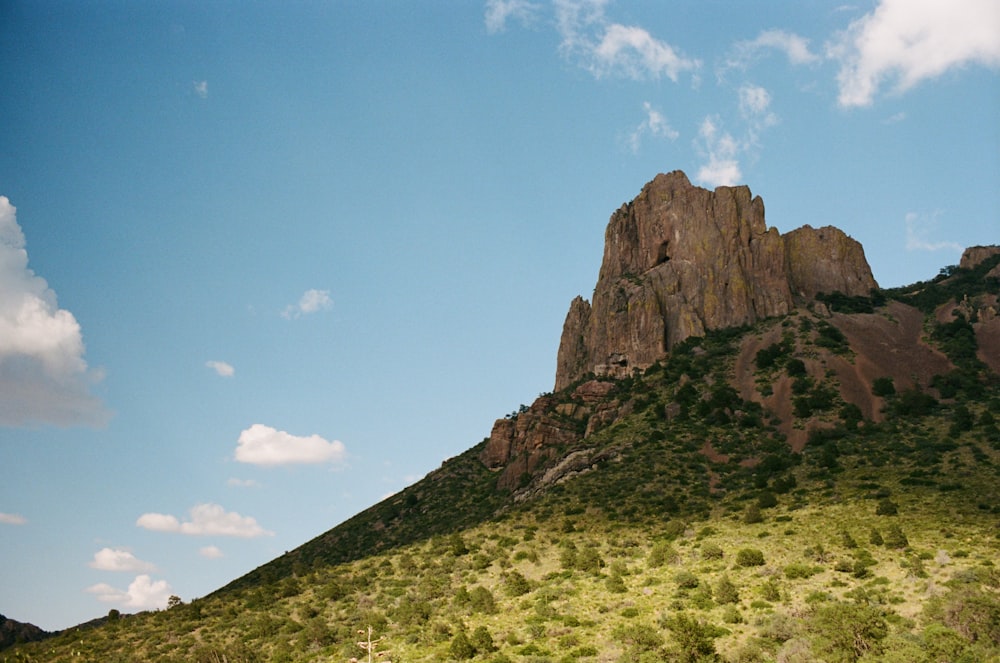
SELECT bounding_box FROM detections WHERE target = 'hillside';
[6,251,999,662]
[4,172,998,662]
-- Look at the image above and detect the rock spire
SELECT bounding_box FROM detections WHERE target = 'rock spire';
[554,171,877,390]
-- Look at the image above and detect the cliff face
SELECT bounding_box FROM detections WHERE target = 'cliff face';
[554,171,877,390]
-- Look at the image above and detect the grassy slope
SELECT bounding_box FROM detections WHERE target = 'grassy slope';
[6,257,1000,663]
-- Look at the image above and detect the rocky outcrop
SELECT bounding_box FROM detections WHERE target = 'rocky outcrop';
[783,225,878,299]
[959,245,1000,271]
[554,171,877,390]
[479,380,626,491]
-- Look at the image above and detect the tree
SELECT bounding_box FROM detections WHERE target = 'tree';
[449,631,475,660]
[714,575,739,605]
[167,595,183,609]
[809,602,887,662]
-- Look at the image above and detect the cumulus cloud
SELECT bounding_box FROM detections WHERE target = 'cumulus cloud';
[0,197,108,427]
[0,512,26,525]
[205,360,234,377]
[194,80,208,98]
[695,117,742,187]
[904,212,963,253]
[727,29,820,71]
[282,288,332,319]
[627,101,679,153]
[89,547,156,572]
[235,423,347,466]
[136,503,273,538]
[485,0,539,33]
[554,0,699,81]
[828,0,1000,107]
[86,574,173,609]
[199,545,224,559]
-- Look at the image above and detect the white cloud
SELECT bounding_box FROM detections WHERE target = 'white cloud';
[738,84,772,116]
[904,211,963,253]
[485,0,539,33]
[0,196,108,427]
[86,574,173,610]
[829,0,1000,107]
[695,116,742,188]
[553,0,699,81]
[0,512,26,525]
[89,547,156,572]
[235,423,347,466]
[194,80,208,98]
[136,503,274,538]
[729,29,820,70]
[199,545,224,559]
[882,111,906,124]
[227,477,261,488]
[627,101,679,153]
[282,288,332,319]
[205,360,234,377]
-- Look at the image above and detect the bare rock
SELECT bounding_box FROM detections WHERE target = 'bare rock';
[783,225,877,299]
[555,171,876,390]
[959,245,1000,270]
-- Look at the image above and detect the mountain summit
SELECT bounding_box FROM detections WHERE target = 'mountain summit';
[555,171,876,390]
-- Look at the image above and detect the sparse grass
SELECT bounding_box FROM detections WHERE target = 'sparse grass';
[7,271,1000,662]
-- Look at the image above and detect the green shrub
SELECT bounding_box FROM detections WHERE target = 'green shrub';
[449,631,476,660]
[674,570,700,589]
[872,377,896,397]
[784,563,822,579]
[875,498,898,516]
[714,575,739,604]
[808,601,888,662]
[701,542,724,560]
[503,570,531,597]
[736,548,765,567]
[648,541,680,567]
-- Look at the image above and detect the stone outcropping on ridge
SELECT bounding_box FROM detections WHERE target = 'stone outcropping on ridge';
[554,170,877,390]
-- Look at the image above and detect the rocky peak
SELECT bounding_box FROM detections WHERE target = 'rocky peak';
[960,245,1000,273]
[555,171,877,390]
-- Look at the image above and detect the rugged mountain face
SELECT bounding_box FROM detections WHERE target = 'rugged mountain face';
[554,171,876,391]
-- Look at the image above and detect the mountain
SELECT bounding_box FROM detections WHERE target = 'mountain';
[555,170,876,391]
[6,172,999,662]
[0,614,50,650]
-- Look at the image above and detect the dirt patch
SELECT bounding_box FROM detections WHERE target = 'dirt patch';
[833,301,952,394]
[977,316,1000,374]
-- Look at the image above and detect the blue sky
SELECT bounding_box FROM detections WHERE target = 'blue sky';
[0,0,997,630]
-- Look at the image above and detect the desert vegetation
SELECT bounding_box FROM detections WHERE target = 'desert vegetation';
[4,258,999,662]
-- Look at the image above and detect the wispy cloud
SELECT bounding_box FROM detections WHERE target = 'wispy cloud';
[282,288,332,319]
[695,83,778,188]
[86,574,173,609]
[227,477,261,488]
[626,101,678,153]
[0,196,108,427]
[235,423,347,466]
[828,0,1000,107]
[695,116,742,188]
[136,503,273,538]
[726,29,820,72]
[904,211,963,253]
[199,545,224,559]
[553,0,699,81]
[0,512,27,525]
[193,80,208,99]
[484,0,539,33]
[205,360,234,377]
[89,547,156,572]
